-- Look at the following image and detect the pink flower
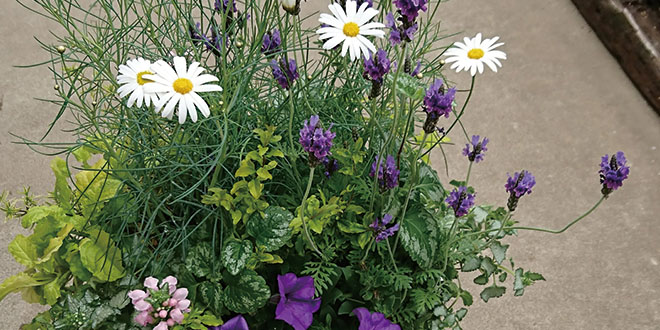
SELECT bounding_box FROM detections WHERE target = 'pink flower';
[144,276,159,290]
[172,288,188,300]
[177,299,191,311]
[154,321,169,330]
[160,276,178,294]
[128,289,148,304]
[170,308,184,323]
[134,311,153,326]
[134,299,153,311]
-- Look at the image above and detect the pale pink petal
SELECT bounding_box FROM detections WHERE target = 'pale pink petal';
[134,299,152,311]
[170,308,184,324]
[154,321,169,330]
[144,277,159,290]
[128,290,148,303]
[134,311,153,326]
[176,299,191,310]
[160,276,178,294]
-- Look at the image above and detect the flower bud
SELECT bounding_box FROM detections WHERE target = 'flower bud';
[159,310,168,318]
[281,0,300,15]
[56,45,66,54]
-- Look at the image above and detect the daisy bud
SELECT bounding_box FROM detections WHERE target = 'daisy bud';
[54,85,60,90]
[281,0,300,15]
[56,45,66,54]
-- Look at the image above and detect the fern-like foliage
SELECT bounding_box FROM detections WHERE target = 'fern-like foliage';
[301,260,340,296]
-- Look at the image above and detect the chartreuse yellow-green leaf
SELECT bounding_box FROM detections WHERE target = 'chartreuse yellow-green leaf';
[79,229,125,282]
[8,235,38,268]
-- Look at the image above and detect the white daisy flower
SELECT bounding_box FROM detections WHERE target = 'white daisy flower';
[144,56,222,124]
[116,58,159,108]
[316,0,385,61]
[444,33,507,76]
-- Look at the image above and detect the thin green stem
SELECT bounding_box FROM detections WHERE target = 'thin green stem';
[465,161,473,186]
[385,238,399,272]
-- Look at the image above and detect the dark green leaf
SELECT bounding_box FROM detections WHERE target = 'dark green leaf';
[223,269,270,314]
[185,243,214,278]
[199,281,224,315]
[481,257,496,276]
[490,241,509,264]
[462,257,481,272]
[337,301,355,315]
[222,240,253,276]
[514,268,525,296]
[480,286,506,302]
[246,206,293,251]
[460,290,473,306]
[473,274,489,285]
[400,209,436,268]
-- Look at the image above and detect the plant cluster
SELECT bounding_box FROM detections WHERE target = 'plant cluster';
[0,0,629,329]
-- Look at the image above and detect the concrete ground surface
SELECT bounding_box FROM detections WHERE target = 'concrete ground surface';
[1,0,658,329]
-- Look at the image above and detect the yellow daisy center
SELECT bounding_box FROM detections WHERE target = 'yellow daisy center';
[173,77,194,94]
[342,22,360,37]
[467,48,485,60]
[136,71,154,85]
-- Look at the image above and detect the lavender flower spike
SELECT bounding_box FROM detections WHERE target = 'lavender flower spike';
[370,214,400,242]
[393,0,428,22]
[363,49,391,98]
[462,135,489,163]
[599,151,630,196]
[271,58,299,90]
[276,273,321,330]
[422,79,456,133]
[370,155,400,191]
[353,307,401,330]
[299,115,336,166]
[505,170,536,212]
[261,29,281,56]
[445,186,475,217]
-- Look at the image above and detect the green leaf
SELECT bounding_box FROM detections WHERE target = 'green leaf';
[235,160,255,177]
[514,268,525,296]
[490,242,509,264]
[460,290,473,306]
[338,301,355,315]
[337,219,367,234]
[386,73,426,100]
[480,286,506,302]
[357,232,370,249]
[399,209,436,268]
[223,269,270,314]
[21,205,61,229]
[8,235,38,268]
[200,313,222,326]
[462,257,481,272]
[50,158,72,210]
[0,272,51,301]
[91,304,120,328]
[43,278,61,305]
[199,281,224,315]
[481,257,496,276]
[79,229,125,282]
[185,243,214,278]
[473,274,489,285]
[65,245,93,281]
[526,272,545,281]
[256,167,272,180]
[246,206,293,252]
[222,240,253,276]
[109,290,130,309]
[247,179,263,199]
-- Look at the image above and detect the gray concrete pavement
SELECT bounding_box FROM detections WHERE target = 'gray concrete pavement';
[1,0,659,329]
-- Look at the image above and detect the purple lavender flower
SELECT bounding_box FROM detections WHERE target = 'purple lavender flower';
[363,49,391,83]
[446,186,475,217]
[189,23,205,45]
[261,29,281,56]
[462,135,489,163]
[299,115,336,166]
[276,273,321,330]
[505,170,535,211]
[215,0,238,14]
[424,79,456,118]
[271,58,299,90]
[323,157,340,178]
[370,155,400,191]
[410,60,422,77]
[385,13,402,45]
[369,214,400,242]
[393,0,428,22]
[352,307,401,330]
[599,151,630,196]
[205,27,228,56]
[207,315,249,330]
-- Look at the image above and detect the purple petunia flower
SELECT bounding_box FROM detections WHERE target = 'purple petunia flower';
[363,49,391,83]
[271,58,299,90]
[207,314,248,330]
[352,307,401,330]
[276,273,321,330]
[299,115,336,166]
[261,29,281,56]
[505,170,535,211]
[393,0,428,22]
[599,151,630,196]
[462,135,489,163]
[370,155,400,191]
[369,214,400,242]
[446,186,475,218]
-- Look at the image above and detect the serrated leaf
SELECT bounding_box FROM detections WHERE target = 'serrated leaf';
[386,73,426,100]
[514,268,525,296]
[185,243,214,278]
[223,269,270,314]
[490,242,509,264]
[526,272,545,281]
[199,281,224,315]
[480,286,506,302]
[79,229,125,282]
[246,206,293,252]
[400,209,436,268]
[109,290,130,309]
[91,304,119,328]
[222,240,253,276]
[462,257,481,272]
[43,278,61,305]
[481,257,496,276]
[460,291,473,306]
[8,235,38,268]
[473,273,489,285]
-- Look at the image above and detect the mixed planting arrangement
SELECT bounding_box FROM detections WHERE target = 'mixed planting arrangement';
[0,0,630,329]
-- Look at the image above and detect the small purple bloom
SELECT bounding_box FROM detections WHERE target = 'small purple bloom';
[386,13,402,45]
[370,155,400,191]
[446,186,475,218]
[410,60,422,77]
[276,273,321,330]
[261,29,281,56]
[599,151,630,194]
[205,27,227,56]
[369,214,400,242]
[215,0,238,14]
[423,79,456,119]
[271,58,299,90]
[299,115,336,165]
[189,23,205,45]
[363,49,391,83]
[505,170,536,198]
[323,158,340,178]
[352,307,401,330]
[393,0,428,22]
[462,135,489,163]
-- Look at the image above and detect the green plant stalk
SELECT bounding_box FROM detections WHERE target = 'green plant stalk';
[385,238,399,272]
[465,161,473,187]
[419,75,476,160]
[299,167,323,258]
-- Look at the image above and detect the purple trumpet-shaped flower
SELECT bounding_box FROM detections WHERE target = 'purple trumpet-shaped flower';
[370,155,400,191]
[446,186,475,218]
[393,0,428,22]
[261,29,281,56]
[462,135,489,163]
[370,214,400,242]
[128,276,191,329]
[207,314,249,330]
[271,58,299,90]
[599,151,630,196]
[505,170,536,212]
[299,115,336,166]
[422,79,456,133]
[353,307,401,330]
[276,273,321,330]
